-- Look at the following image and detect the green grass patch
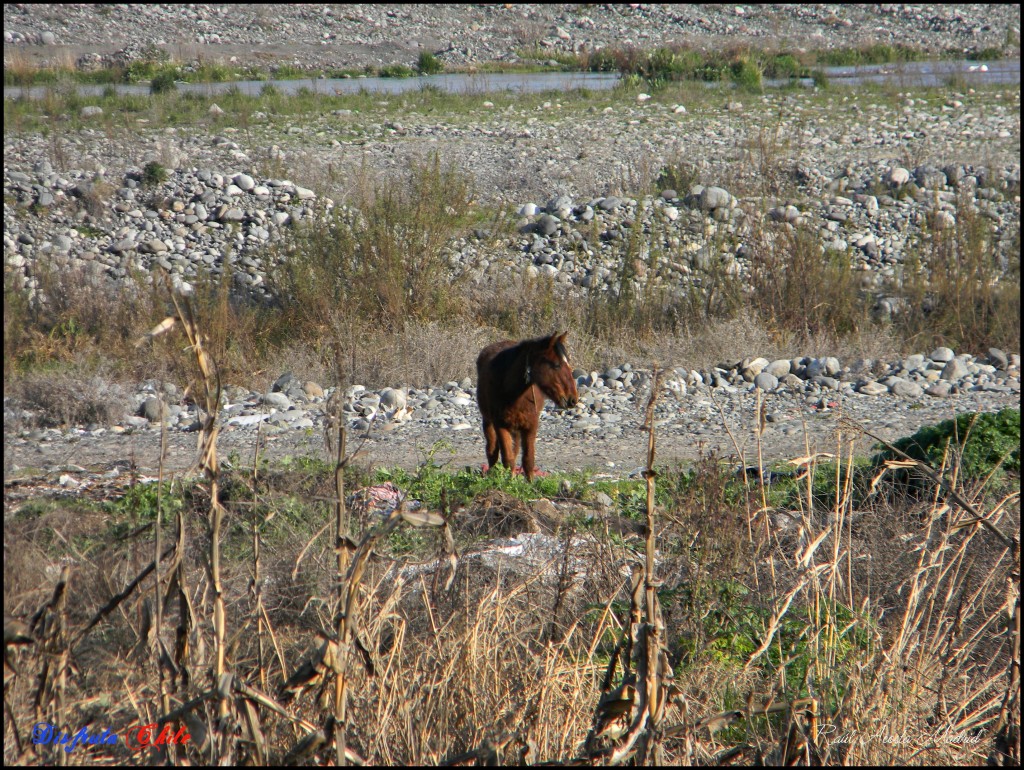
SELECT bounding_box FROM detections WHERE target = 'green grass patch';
[141,160,168,186]
[673,578,874,706]
[373,448,587,510]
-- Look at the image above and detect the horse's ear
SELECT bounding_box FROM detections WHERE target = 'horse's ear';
[550,332,569,363]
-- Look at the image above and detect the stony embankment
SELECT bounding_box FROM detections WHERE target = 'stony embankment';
[3,125,1020,314]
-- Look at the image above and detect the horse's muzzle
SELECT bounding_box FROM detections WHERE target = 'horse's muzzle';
[559,394,579,409]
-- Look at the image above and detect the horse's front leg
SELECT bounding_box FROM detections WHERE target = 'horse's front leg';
[521,426,538,482]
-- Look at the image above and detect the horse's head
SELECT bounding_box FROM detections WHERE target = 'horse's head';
[527,332,579,409]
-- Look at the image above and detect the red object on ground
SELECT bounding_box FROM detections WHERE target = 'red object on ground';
[480,464,548,478]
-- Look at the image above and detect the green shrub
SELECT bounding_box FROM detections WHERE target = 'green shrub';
[584,48,619,73]
[873,409,1021,482]
[149,69,178,94]
[416,52,443,75]
[270,152,473,335]
[655,160,701,196]
[730,58,763,92]
[380,63,414,78]
[762,53,802,79]
[817,43,922,67]
[271,64,305,79]
[193,62,234,83]
[967,46,1005,61]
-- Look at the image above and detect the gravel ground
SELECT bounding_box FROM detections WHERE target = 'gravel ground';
[4,358,1019,481]
[4,388,1021,482]
[3,4,1021,483]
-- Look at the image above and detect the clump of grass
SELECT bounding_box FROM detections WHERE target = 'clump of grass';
[4,261,156,375]
[7,367,132,429]
[375,457,575,512]
[815,43,923,67]
[810,69,830,89]
[270,63,306,79]
[746,224,868,341]
[964,45,1005,62]
[148,69,178,94]
[655,155,702,195]
[761,52,804,79]
[514,46,580,69]
[672,577,872,698]
[730,57,763,92]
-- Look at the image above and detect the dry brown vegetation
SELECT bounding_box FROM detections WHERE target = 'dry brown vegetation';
[3,296,1019,765]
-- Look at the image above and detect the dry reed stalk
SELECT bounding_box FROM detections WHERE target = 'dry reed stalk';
[580,366,675,765]
[152,389,175,763]
[812,415,1019,764]
[166,288,231,762]
[716,389,779,597]
[753,389,766,547]
[24,565,71,766]
[332,395,350,766]
[250,395,270,694]
[275,397,457,763]
[990,538,1020,765]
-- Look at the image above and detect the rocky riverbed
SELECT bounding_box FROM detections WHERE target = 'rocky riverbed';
[4,4,1021,73]
[3,5,1021,482]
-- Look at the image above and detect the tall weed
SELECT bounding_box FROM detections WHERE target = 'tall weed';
[746,224,868,341]
[892,196,1020,352]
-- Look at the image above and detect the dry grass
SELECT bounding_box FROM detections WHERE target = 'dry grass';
[5,367,132,430]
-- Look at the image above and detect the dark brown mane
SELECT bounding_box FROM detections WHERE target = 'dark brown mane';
[476,332,579,481]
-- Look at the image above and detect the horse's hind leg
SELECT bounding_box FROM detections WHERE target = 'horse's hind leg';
[496,427,515,472]
[483,421,499,468]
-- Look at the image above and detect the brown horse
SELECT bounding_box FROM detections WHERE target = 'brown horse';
[476,332,579,481]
